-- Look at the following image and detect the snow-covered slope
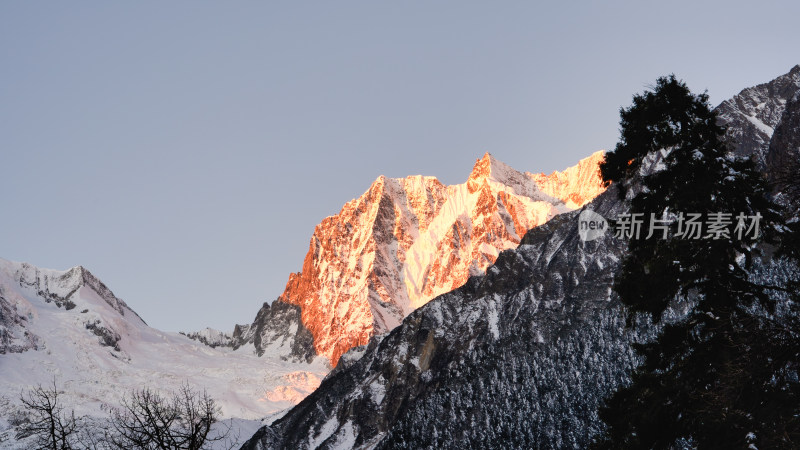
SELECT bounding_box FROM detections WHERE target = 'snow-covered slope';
[0,258,328,446]
[235,151,607,366]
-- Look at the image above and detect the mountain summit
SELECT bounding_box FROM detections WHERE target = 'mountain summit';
[235,152,607,366]
[466,152,530,187]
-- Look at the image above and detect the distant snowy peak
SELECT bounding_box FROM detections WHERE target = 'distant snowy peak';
[4,260,140,319]
[238,151,608,367]
[716,64,800,165]
[0,258,145,354]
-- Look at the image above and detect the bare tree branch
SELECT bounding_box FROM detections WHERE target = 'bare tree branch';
[107,382,233,450]
[17,377,78,449]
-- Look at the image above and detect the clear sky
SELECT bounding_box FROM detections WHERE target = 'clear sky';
[2,1,798,332]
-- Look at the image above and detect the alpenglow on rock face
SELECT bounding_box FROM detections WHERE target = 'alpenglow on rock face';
[235,152,607,366]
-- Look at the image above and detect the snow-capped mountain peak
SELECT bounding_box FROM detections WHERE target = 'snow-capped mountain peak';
[235,152,608,367]
[466,152,546,200]
[467,152,516,184]
[0,258,146,355]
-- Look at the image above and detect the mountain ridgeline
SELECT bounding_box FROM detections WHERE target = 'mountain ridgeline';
[232,152,607,367]
[242,66,800,449]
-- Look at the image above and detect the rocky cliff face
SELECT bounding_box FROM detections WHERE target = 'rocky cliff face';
[765,83,800,188]
[233,300,316,362]
[716,64,800,167]
[242,66,800,449]
[235,151,607,366]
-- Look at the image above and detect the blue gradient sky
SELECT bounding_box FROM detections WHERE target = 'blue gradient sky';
[2,1,798,332]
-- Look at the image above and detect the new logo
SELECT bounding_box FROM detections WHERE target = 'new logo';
[578,209,608,242]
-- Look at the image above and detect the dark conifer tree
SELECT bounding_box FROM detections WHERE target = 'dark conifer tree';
[593,76,796,449]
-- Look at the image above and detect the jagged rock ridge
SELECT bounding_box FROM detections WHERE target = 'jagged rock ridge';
[235,151,607,366]
[233,300,316,362]
[716,64,800,167]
